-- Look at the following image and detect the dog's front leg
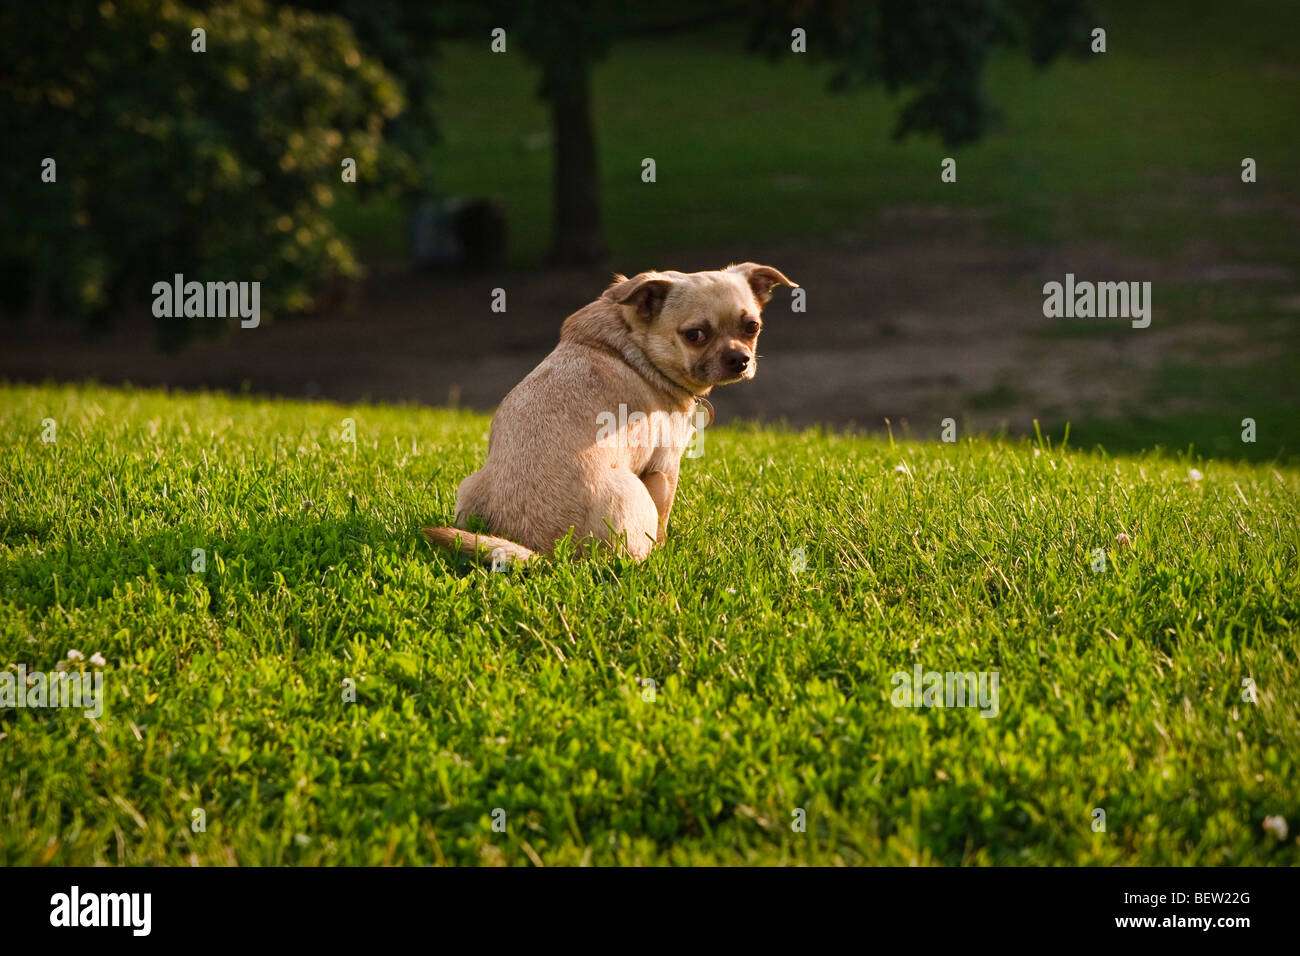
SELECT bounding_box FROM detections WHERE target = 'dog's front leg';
[640,468,679,544]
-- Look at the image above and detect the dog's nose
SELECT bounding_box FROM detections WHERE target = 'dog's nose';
[723,349,750,374]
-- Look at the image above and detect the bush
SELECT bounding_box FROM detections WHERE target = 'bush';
[0,0,410,344]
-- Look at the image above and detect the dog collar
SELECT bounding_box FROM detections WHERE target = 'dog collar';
[571,337,713,417]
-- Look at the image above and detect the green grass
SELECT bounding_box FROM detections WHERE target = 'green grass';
[1,383,1297,865]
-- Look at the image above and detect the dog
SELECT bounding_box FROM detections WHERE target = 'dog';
[423,262,796,565]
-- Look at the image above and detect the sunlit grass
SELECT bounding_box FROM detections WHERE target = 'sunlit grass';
[1,383,1296,865]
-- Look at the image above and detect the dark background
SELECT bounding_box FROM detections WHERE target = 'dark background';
[3,0,1297,460]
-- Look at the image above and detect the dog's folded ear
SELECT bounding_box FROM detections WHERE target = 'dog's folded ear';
[604,272,673,321]
[726,262,798,305]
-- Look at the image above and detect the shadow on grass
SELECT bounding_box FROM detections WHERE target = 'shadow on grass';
[0,513,409,613]
[1050,411,1297,466]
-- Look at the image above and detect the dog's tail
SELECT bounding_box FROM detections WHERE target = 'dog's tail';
[422,526,537,567]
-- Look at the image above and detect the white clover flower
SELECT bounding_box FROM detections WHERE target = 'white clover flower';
[1262,815,1288,841]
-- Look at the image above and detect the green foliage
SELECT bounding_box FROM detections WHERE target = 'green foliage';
[1,384,1296,865]
[0,0,407,339]
[748,0,1087,146]
[292,0,448,189]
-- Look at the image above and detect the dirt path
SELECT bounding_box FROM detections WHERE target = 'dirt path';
[1,209,1274,438]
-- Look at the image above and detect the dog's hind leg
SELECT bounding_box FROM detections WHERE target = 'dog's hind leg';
[589,470,660,560]
[640,469,679,544]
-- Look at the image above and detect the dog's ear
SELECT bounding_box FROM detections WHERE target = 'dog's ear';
[726,262,798,306]
[604,272,673,321]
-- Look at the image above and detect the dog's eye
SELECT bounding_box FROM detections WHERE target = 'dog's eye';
[744,320,761,336]
[682,328,707,345]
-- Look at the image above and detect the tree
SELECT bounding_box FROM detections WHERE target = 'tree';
[467,0,1085,264]
[747,0,1088,146]
[1,0,1087,338]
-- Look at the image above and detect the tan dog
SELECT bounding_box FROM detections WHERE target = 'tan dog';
[423,263,796,564]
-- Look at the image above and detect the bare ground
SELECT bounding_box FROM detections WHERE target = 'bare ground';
[1,208,1283,439]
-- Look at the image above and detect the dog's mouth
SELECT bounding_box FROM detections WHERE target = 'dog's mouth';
[645,353,755,398]
[692,363,754,388]
[710,371,749,386]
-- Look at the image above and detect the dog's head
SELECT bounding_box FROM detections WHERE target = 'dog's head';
[603,263,797,394]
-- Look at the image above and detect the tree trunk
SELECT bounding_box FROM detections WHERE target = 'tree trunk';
[545,59,606,265]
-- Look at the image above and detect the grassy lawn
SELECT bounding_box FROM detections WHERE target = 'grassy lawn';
[1,383,1297,865]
